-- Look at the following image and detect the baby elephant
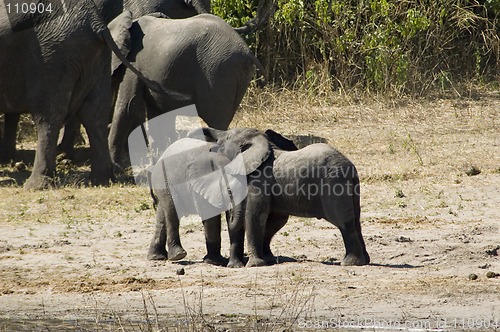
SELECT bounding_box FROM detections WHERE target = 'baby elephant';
[189,128,370,267]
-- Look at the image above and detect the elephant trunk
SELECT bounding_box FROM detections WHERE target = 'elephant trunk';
[184,0,210,14]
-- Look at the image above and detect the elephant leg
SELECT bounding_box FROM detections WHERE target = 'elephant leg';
[78,77,115,186]
[147,206,168,260]
[245,187,270,267]
[0,113,20,163]
[109,70,145,168]
[323,194,369,266]
[226,205,245,268]
[57,116,82,160]
[24,113,63,189]
[202,215,226,266]
[163,195,187,261]
[263,213,289,265]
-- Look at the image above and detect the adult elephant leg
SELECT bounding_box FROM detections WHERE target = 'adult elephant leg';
[78,76,115,186]
[263,213,289,265]
[109,70,145,168]
[24,112,63,189]
[202,215,226,266]
[0,113,20,163]
[148,204,168,260]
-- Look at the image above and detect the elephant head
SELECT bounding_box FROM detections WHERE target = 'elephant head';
[188,127,272,176]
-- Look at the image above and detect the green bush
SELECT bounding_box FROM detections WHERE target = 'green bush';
[213,0,500,95]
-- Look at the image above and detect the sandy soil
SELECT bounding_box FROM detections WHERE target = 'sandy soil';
[0,96,499,331]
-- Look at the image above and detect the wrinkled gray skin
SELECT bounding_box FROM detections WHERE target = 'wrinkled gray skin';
[147,134,270,266]
[0,0,210,165]
[109,14,264,167]
[0,0,160,189]
[186,128,370,267]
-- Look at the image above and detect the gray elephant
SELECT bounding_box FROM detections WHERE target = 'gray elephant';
[0,0,177,189]
[148,127,370,267]
[108,13,264,167]
[0,0,211,165]
[147,133,270,266]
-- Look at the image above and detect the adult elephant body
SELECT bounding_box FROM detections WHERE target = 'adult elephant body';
[0,1,141,188]
[0,0,210,166]
[109,14,264,166]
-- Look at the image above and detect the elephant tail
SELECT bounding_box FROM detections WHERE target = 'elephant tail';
[250,54,266,88]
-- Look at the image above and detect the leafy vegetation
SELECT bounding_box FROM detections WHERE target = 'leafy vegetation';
[213,0,500,96]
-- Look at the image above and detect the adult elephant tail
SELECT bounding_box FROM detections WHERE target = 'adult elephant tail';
[100,11,190,101]
[250,54,266,88]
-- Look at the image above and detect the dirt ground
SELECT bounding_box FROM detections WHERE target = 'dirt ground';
[0,95,499,331]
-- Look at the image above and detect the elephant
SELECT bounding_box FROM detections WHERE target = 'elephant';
[147,133,270,266]
[108,13,265,167]
[0,0,211,165]
[148,127,370,267]
[0,0,179,189]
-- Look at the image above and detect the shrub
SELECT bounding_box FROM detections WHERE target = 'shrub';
[213,0,500,95]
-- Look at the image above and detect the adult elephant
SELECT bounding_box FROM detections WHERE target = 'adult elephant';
[0,0,175,189]
[0,0,211,165]
[187,128,370,267]
[108,14,264,167]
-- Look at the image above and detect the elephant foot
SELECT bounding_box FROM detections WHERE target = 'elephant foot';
[167,246,187,261]
[246,256,267,267]
[23,174,55,190]
[147,247,168,260]
[264,254,277,266]
[341,253,369,266]
[203,254,227,267]
[227,258,245,268]
[88,172,116,187]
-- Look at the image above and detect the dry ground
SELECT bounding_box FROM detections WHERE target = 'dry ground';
[0,90,499,331]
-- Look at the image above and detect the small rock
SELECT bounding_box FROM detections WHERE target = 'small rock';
[14,161,27,172]
[486,271,498,278]
[463,165,481,176]
[486,246,499,256]
[468,273,478,280]
[176,268,185,276]
[479,263,491,269]
[395,189,406,198]
[396,236,413,243]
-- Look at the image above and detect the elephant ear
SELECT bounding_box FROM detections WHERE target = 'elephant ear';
[265,129,299,151]
[108,11,133,74]
[187,151,247,209]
